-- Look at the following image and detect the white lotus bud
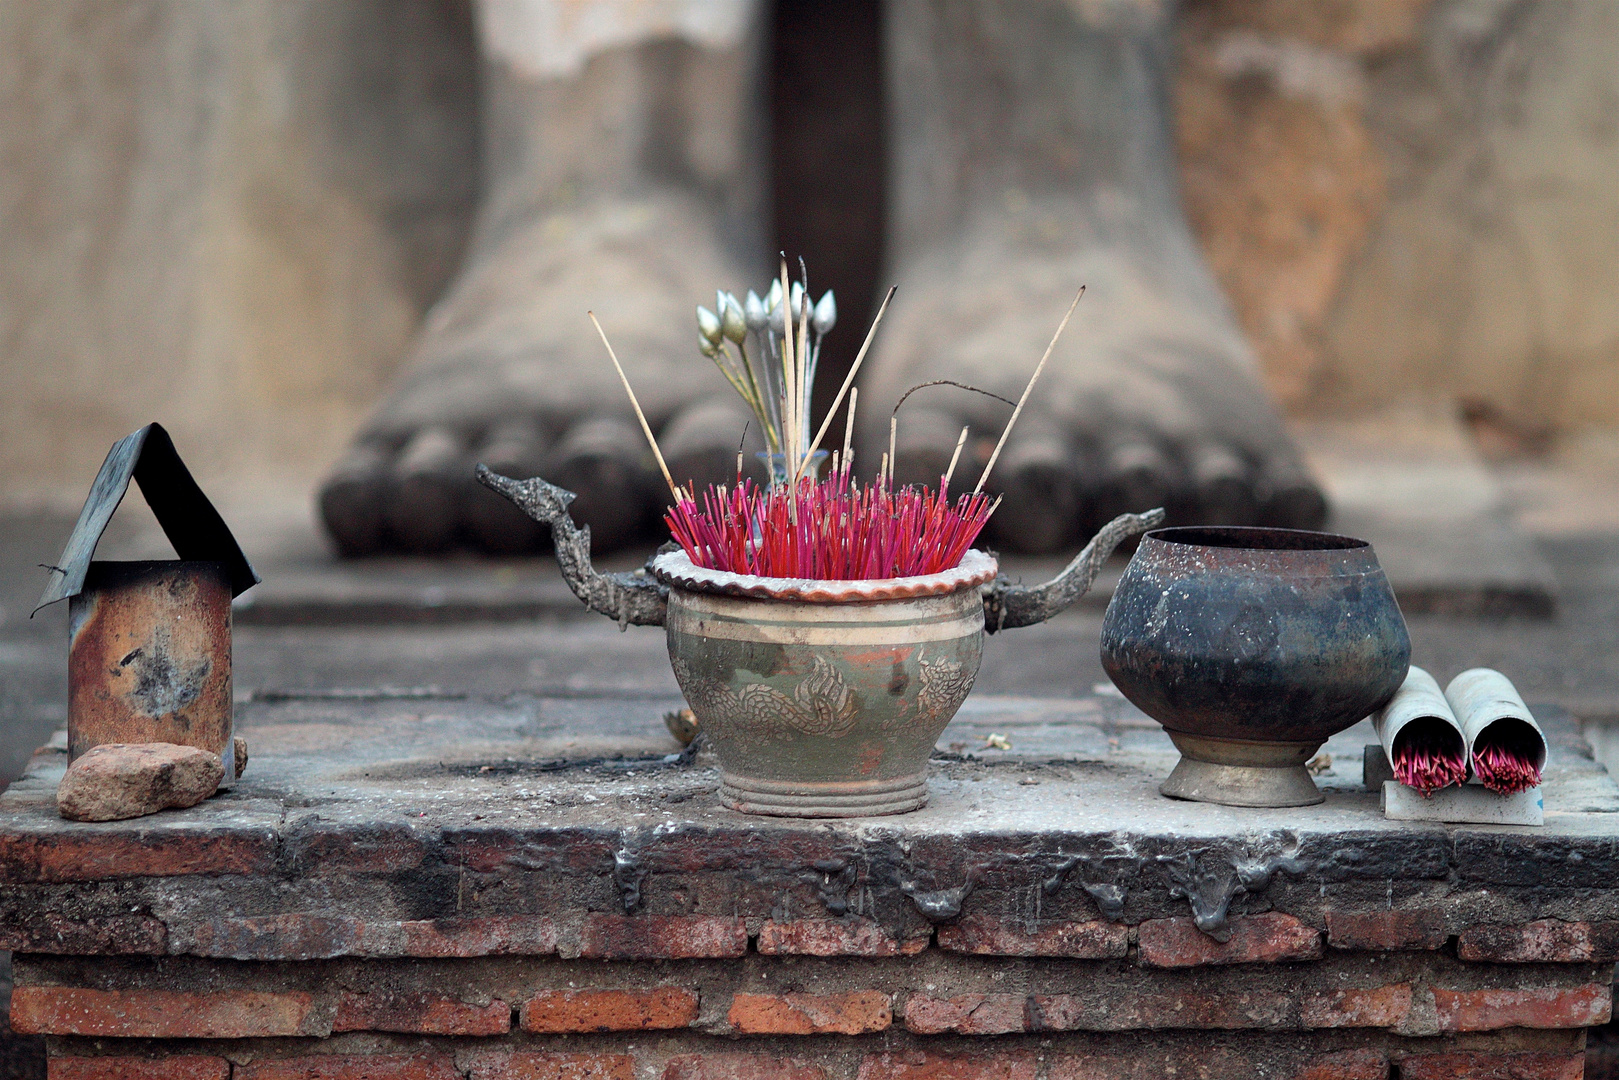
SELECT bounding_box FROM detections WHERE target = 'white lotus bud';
[720,292,747,343]
[696,305,722,346]
[744,290,767,331]
[813,290,837,335]
[765,279,782,311]
[697,330,720,358]
[790,281,805,314]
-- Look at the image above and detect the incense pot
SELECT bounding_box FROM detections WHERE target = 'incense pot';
[1100,526,1410,808]
[479,467,1161,817]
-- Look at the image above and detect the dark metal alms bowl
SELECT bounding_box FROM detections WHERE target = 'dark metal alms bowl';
[1100,526,1411,807]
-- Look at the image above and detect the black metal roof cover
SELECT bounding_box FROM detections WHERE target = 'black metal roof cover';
[34,423,261,613]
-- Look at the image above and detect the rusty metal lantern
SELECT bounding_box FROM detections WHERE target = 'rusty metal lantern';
[34,424,259,786]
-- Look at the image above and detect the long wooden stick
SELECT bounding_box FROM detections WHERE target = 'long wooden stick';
[589,311,681,501]
[973,286,1085,494]
[804,284,895,469]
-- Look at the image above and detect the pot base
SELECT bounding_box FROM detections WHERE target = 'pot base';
[719,772,929,818]
[1159,731,1325,808]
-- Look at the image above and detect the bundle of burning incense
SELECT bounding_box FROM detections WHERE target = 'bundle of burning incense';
[665,464,996,581]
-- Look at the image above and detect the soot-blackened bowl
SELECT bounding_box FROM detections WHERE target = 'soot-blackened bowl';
[1100,526,1410,807]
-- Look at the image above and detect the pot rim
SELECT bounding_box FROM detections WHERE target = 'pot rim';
[1144,525,1370,552]
[651,548,998,602]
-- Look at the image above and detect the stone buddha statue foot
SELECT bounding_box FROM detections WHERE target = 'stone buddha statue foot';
[319,0,1326,560]
[862,0,1326,554]
[318,7,770,557]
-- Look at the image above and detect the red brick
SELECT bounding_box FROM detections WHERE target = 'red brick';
[1458,919,1619,963]
[392,915,558,957]
[758,919,928,957]
[12,986,320,1038]
[49,1055,229,1080]
[285,824,426,874]
[334,991,510,1035]
[663,1055,829,1080]
[1028,988,1292,1030]
[168,913,561,960]
[1326,909,1448,951]
[0,913,166,955]
[1396,1051,1585,1080]
[0,830,275,883]
[522,988,698,1032]
[936,915,1127,958]
[1287,1049,1391,1080]
[578,915,746,959]
[1049,1048,1353,1080]
[1432,983,1611,1031]
[238,1054,461,1080]
[1300,984,1413,1028]
[466,1052,635,1080]
[179,914,364,960]
[904,994,1026,1035]
[1137,912,1322,967]
[858,1051,1037,1080]
[729,990,892,1034]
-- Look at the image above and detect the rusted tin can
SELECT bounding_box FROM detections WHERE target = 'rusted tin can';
[68,561,237,785]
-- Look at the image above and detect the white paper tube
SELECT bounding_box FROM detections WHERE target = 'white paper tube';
[1445,668,1547,789]
[1373,666,1467,792]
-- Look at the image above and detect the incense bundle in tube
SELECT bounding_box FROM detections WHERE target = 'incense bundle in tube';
[1373,666,1468,795]
[1445,668,1547,795]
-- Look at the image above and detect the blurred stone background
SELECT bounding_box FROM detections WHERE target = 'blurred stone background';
[0,0,1615,508]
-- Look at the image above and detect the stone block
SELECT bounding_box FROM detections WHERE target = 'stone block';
[936,916,1128,958]
[1326,908,1448,951]
[333,991,510,1035]
[521,988,698,1032]
[13,986,321,1038]
[757,918,928,956]
[1457,919,1619,963]
[56,743,223,822]
[728,990,892,1034]
[1137,912,1323,967]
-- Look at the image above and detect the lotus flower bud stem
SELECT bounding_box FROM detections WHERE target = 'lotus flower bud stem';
[696,305,723,346]
[813,290,837,335]
[720,292,747,343]
[744,289,767,331]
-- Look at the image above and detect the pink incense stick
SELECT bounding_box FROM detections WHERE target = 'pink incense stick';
[665,463,994,581]
[1472,742,1542,794]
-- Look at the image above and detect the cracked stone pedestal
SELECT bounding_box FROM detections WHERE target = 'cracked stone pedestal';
[1,691,1615,1078]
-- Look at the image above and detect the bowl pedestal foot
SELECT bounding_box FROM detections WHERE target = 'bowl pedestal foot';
[719,772,930,818]
[1160,732,1326,808]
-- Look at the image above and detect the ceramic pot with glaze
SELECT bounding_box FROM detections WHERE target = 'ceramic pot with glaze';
[476,466,1164,817]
